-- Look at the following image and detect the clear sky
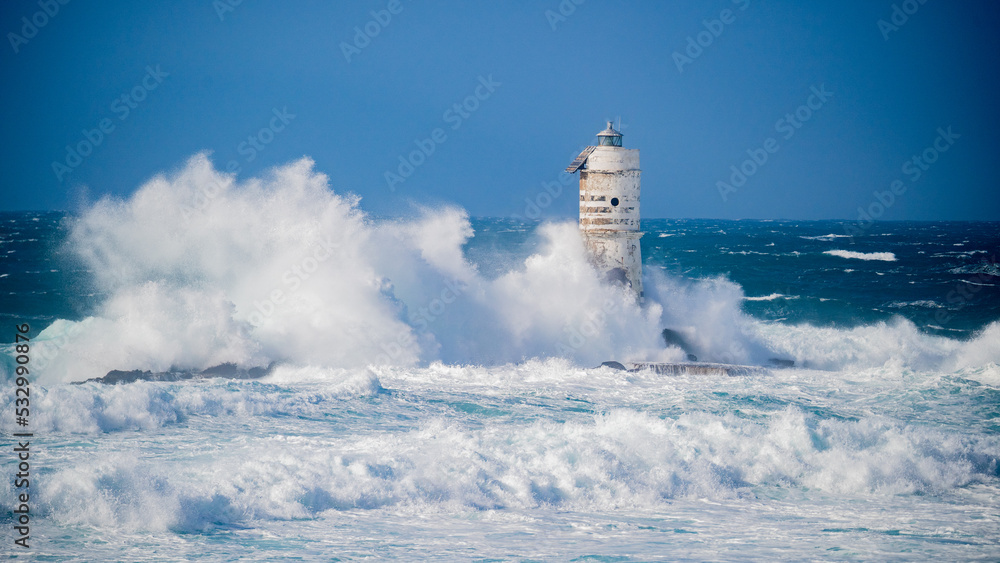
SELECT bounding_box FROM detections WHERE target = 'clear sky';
[2,0,998,219]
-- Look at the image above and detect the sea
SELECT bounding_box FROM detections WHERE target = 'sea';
[2,157,999,560]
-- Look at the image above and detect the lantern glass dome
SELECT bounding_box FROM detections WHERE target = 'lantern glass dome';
[596,121,623,147]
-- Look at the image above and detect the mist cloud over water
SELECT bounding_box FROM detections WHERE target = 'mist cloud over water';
[28,155,1000,383]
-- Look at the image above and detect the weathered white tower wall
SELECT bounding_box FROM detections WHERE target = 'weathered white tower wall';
[569,123,643,298]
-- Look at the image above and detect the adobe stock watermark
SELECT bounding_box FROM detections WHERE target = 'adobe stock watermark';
[672,0,750,73]
[26,318,85,375]
[233,107,296,165]
[181,107,296,222]
[545,0,585,31]
[878,0,931,41]
[7,0,70,54]
[51,65,169,182]
[555,298,618,357]
[384,74,501,192]
[516,174,574,221]
[244,227,340,328]
[843,126,959,239]
[213,0,244,22]
[716,83,833,202]
[340,0,405,63]
[935,255,998,326]
[374,276,469,365]
[515,121,630,220]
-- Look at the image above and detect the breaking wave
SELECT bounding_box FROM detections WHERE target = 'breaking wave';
[26,155,670,383]
[800,234,852,241]
[5,154,997,385]
[744,293,798,301]
[10,401,998,532]
[824,250,897,261]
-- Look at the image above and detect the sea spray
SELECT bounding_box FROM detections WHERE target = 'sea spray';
[39,155,678,383]
[15,153,1000,385]
[2,184,999,561]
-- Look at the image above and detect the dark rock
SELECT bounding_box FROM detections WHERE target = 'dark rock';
[200,363,240,377]
[628,361,768,377]
[662,329,698,361]
[78,362,276,385]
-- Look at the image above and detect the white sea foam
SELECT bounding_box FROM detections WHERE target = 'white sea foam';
[29,155,672,383]
[949,262,1000,276]
[20,401,999,533]
[888,300,945,309]
[1,336,999,560]
[956,363,1000,387]
[824,250,897,261]
[9,154,997,388]
[744,293,797,301]
[0,367,383,434]
[800,234,852,241]
[748,318,1000,372]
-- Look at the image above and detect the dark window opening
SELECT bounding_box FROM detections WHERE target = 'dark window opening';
[610,197,620,206]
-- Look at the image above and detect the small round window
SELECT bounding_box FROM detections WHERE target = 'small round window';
[610,197,620,207]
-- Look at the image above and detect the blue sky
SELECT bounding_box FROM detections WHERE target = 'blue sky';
[1,0,998,219]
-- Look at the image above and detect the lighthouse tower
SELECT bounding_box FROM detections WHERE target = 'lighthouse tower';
[566,121,643,299]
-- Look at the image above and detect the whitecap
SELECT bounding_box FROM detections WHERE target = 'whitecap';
[744,293,798,301]
[824,250,897,261]
[799,234,851,241]
[888,300,945,309]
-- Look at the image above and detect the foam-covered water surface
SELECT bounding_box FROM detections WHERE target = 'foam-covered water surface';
[2,362,999,559]
[1,157,998,559]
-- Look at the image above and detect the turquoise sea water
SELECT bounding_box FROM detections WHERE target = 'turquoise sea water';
[2,203,998,559]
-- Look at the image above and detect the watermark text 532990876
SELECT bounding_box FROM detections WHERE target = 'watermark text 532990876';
[12,323,33,549]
